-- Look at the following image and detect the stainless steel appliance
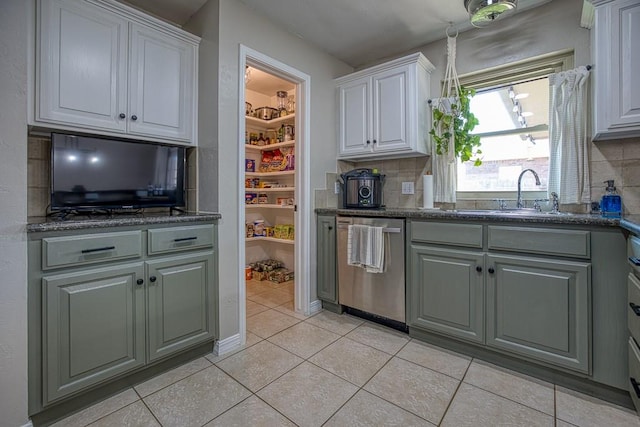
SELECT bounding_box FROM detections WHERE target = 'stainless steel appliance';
[337,216,405,325]
[341,168,385,209]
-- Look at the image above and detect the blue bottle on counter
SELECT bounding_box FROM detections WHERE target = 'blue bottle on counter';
[601,180,622,218]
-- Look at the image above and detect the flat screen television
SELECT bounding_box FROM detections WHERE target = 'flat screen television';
[51,133,186,211]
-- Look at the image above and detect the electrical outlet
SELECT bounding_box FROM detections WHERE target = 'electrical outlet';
[401,181,414,195]
[334,182,340,194]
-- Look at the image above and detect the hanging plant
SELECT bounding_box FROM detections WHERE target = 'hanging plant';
[430,27,482,166]
[430,86,482,165]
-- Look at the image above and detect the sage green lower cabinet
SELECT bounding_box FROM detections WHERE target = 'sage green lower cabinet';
[147,252,215,361]
[317,215,338,304]
[29,221,218,414]
[486,254,591,373]
[43,263,146,403]
[409,245,484,343]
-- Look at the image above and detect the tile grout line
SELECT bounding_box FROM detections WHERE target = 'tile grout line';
[436,356,474,426]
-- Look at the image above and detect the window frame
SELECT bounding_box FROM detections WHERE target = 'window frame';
[455,50,574,202]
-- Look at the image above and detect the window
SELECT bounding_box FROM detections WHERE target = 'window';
[455,51,573,198]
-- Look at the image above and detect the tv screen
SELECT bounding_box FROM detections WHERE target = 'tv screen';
[51,133,185,211]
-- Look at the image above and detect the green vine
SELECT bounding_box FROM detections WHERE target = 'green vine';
[430,86,482,166]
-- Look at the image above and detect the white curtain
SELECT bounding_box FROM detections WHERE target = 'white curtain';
[547,66,591,204]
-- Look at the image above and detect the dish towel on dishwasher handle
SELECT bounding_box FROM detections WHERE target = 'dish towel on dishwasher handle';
[347,224,385,273]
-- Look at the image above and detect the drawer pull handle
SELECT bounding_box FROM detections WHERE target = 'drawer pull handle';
[174,236,198,242]
[630,257,640,266]
[631,377,640,398]
[81,246,115,254]
[630,302,640,316]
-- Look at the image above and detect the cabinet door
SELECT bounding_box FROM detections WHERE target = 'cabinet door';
[128,24,196,143]
[486,254,590,373]
[43,263,145,404]
[317,215,337,303]
[37,0,128,132]
[594,0,640,139]
[146,252,215,361]
[371,65,410,152]
[338,77,372,157]
[409,245,485,343]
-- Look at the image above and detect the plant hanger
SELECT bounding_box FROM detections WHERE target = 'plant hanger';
[430,24,482,165]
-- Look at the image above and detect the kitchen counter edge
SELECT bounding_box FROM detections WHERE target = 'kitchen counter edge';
[315,208,621,227]
[27,213,222,233]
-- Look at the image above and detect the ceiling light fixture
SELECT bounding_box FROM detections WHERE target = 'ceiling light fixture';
[464,0,518,28]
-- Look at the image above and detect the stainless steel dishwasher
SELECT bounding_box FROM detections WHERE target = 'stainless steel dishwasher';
[337,216,405,325]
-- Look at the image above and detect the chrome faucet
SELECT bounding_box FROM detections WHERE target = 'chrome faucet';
[516,169,541,209]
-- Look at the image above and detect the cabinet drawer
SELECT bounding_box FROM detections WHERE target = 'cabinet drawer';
[629,337,640,412]
[488,226,590,258]
[629,273,640,345]
[42,231,142,270]
[148,225,214,255]
[411,221,483,248]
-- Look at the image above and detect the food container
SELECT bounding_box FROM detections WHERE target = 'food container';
[245,193,257,204]
[245,266,252,281]
[258,193,268,204]
[245,159,255,172]
[253,220,265,236]
[264,226,274,237]
[245,223,254,237]
[254,107,278,120]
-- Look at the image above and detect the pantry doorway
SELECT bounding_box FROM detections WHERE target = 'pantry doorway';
[237,45,312,346]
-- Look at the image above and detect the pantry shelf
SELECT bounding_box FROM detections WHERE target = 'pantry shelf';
[246,237,295,245]
[245,170,295,177]
[245,140,295,151]
[246,204,294,209]
[244,187,295,192]
[245,114,295,127]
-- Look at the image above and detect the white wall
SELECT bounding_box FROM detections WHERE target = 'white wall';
[416,0,590,99]
[0,0,30,425]
[186,0,352,340]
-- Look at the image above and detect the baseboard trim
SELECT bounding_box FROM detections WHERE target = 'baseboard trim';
[22,421,34,427]
[308,299,322,315]
[213,334,242,356]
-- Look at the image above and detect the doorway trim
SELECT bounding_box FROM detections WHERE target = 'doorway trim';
[237,45,312,345]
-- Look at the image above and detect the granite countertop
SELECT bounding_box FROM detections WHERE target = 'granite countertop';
[316,207,622,227]
[621,215,640,235]
[27,212,222,233]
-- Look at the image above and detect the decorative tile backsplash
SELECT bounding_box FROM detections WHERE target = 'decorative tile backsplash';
[315,137,640,214]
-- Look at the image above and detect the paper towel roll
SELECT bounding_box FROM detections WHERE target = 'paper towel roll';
[423,175,434,209]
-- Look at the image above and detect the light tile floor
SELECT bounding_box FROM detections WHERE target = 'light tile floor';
[51,280,640,427]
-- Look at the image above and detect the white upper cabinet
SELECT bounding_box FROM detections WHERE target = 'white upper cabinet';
[336,53,434,160]
[128,24,195,141]
[592,0,640,141]
[34,0,199,145]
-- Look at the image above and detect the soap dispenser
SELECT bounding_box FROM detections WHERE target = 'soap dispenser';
[601,180,622,218]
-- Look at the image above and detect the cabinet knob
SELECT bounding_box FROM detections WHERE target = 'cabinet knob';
[366,140,371,145]
[476,266,482,273]
[149,276,157,283]
[488,267,495,274]
[131,115,138,121]
[136,278,144,285]
[373,139,377,144]
[119,113,126,119]
[328,226,333,230]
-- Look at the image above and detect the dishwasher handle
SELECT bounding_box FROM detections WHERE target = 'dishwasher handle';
[336,223,400,233]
